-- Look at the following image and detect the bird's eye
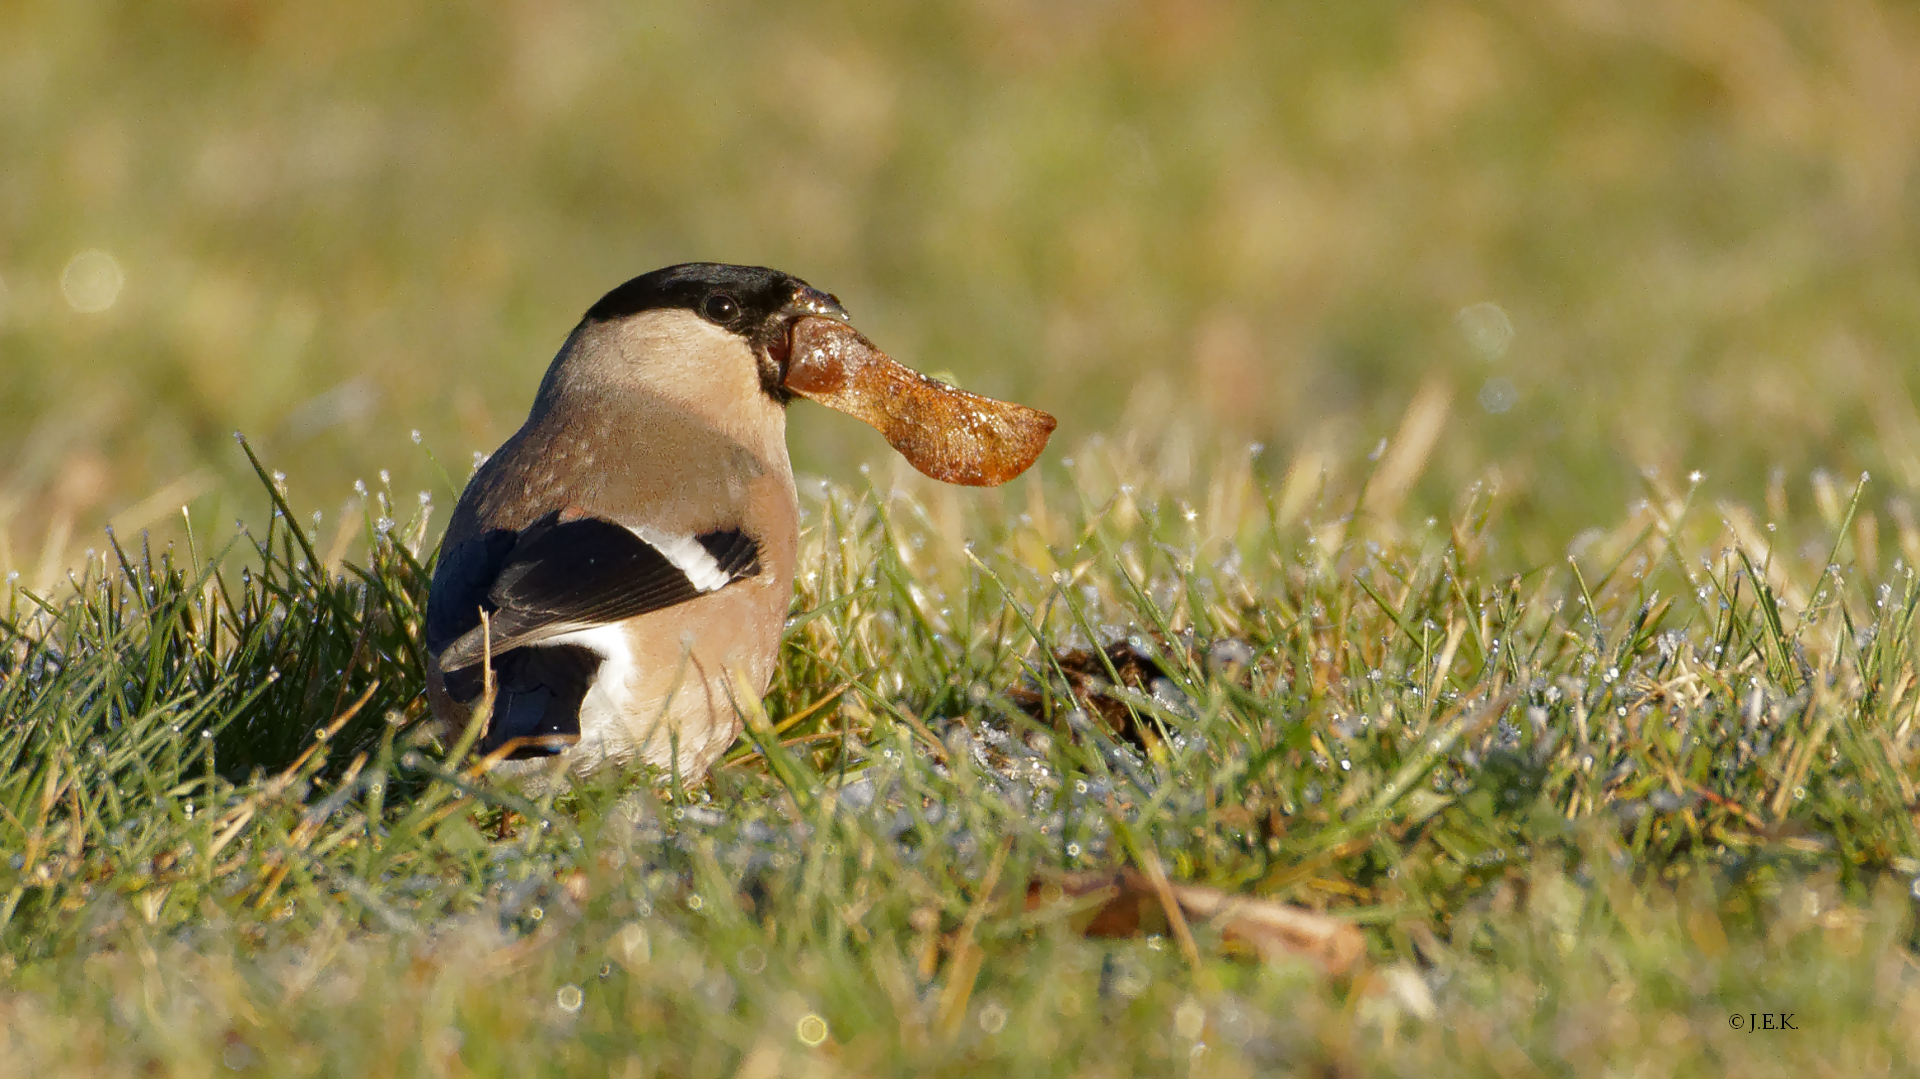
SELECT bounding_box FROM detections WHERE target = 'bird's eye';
[702,294,740,323]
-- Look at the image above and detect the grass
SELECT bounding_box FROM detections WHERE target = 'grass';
[2,424,1917,1077]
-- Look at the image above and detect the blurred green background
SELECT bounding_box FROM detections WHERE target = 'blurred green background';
[5,0,1920,579]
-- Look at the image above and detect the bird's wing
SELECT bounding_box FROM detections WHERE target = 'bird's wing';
[427,510,761,673]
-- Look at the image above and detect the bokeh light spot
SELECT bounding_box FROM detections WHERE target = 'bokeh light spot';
[796,1013,829,1046]
[1174,997,1206,1039]
[1456,301,1514,359]
[61,249,124,313]
[1478,376,1518,414]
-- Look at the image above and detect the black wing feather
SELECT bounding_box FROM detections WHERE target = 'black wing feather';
[697,528,762,579]
[425,528,519,654]
[488,516,705,632]
[429,512,759,673]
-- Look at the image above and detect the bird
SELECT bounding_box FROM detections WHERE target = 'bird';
[424,262,1054,782]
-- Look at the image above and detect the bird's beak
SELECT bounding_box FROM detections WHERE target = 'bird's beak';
[781,315,1057,487]
[782,286,851,324]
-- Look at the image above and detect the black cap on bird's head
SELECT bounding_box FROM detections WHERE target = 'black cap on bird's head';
[585,263,848,401]
[585,262,1055,486]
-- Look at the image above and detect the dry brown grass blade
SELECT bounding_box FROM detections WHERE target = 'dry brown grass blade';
[785,317,1056,487]
[934,837,1011,1038]
[1361,376,1450,523]
[202,680,380,870]
[277,680,380,789]
[1136,850,1203,971]
[253,750,371,910]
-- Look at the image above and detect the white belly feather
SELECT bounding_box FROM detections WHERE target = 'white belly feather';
[538,621,727,776]
[542,624,643,755]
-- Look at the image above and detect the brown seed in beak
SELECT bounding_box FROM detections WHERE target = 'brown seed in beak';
[784,316,1057,486]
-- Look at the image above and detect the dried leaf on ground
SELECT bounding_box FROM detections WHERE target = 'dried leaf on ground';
[1006,641,1177,750]
[1027,868,1366,976]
